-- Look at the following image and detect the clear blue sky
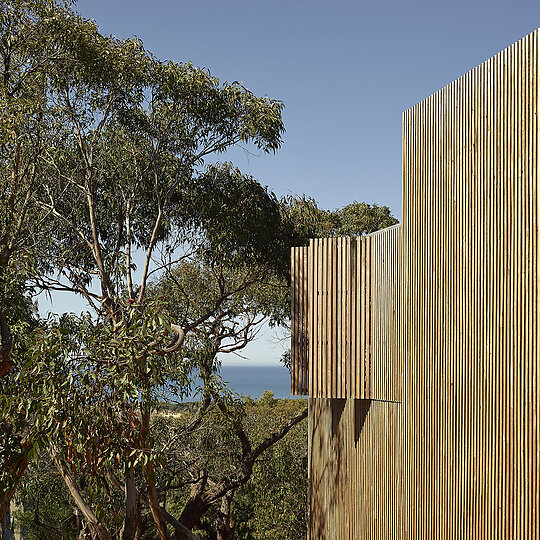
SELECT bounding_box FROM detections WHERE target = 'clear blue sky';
[74,0,540,221]
[42,0,540,364]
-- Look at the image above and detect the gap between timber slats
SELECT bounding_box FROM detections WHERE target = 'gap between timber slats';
[291,27,540,539]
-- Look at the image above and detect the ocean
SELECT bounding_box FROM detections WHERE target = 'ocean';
[168,364,302,402]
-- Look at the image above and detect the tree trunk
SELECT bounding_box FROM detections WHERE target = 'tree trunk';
[0,442,31,518]
[216,491,234,540]
[145,460,170,540]
[171,496,209,540]
[120,466,139,540]
[52,454,111,540]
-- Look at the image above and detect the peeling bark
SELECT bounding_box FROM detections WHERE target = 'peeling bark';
[120,466,139,540]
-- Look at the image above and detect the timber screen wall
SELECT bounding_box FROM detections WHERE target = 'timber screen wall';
[291,225,402,401]
[292,29,540,538]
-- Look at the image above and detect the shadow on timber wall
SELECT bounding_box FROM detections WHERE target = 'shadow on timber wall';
[309,398,373,538]
[309,397,401,538]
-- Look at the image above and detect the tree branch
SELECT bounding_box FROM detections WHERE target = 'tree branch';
[51,453,112,540]
[204,406,308,503]
[107,472,201,540]
[145,460,170,540]
[125,197,134,300]
[120,465,138,540]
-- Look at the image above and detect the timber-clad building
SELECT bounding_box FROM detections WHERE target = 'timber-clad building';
[291,28,540,539]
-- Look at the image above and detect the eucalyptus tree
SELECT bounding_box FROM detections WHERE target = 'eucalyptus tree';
[33,57,287,537]
[1,2,399,537]
[0,0,136,522]
[145,256,302,538]
[1,1,288,539]
[0,0,67,378]
[280,195,398,239]
[11,394,309,540]
[148,392,308,540]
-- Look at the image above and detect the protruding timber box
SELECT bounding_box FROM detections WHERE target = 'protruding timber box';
[291,224,402,401]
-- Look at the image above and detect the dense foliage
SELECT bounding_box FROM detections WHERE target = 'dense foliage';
[281,195,398,240]
[13,395,308,540]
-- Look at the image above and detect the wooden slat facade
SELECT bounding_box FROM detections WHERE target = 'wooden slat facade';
[291,246,309,395]
[292,28,540,539]
[291,225,402,401]
[369,226,402,402]
[402,28,539,539]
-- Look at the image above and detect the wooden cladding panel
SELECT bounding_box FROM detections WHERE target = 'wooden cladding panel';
[309,398,402,539]
[290,226,402,401]
[309,237,360,399]
[402,29,540,538]
[291,246,308,395]
[302,28,540,540]
[369,226,402,402]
